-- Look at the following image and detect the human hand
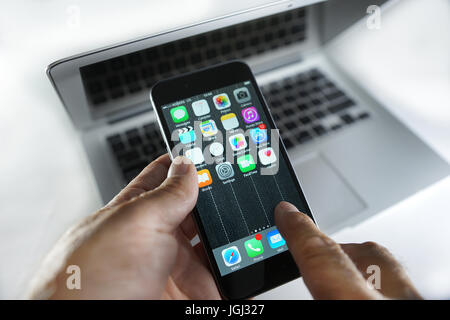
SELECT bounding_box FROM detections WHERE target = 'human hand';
[30,154,220,299]
[275,201,422,300]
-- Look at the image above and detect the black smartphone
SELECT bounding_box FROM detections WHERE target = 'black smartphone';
[150,61,315,299]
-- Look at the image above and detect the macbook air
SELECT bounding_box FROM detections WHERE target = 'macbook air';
[46,0,450,234]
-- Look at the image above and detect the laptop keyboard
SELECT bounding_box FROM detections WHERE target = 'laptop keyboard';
[106,123,166,183]
[107,68,370,183]
[81,8,307,108]
[260,68,370,149]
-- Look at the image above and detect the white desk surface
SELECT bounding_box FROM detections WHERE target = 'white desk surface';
[0,0,448,299]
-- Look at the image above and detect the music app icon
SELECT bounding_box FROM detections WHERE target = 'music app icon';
[241,106,260,124]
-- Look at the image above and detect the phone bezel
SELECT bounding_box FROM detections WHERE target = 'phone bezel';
[150,60,315,299]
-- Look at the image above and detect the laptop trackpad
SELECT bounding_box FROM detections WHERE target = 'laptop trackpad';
[294,154,366,232]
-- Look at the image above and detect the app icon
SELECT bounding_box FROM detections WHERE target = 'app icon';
[185,147,204,165]
[200,119,218,137]
[178,126,196,144]
[250,127,267,144]
[213,93,231,110]
[170,106,189,123]
[215,162,234,180]
[241,106,259,124]
[233,87,251,103]
[222,246,241,267]
[237,154,256,173]
[191,99,210,117]
[220,113,239,131]
[244,234,264,258]
[209,142,224,157]
[258,147,277,165]
[266,229,286,249]
[197,169,212,188]
[228,133,247,151]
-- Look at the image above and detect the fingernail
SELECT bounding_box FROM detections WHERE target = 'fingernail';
[168,156,192,176]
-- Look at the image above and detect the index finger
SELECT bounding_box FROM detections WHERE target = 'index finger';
[275,201,381,299]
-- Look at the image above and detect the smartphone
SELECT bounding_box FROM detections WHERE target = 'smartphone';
[150,61,315,299]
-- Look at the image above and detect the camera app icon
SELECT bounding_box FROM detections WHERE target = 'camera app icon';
[215,162,235,180]
[233,87,251,104]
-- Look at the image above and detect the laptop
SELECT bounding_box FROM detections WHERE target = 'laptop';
[47,0,449,234]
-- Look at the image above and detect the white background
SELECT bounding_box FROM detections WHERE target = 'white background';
[0,0,449,299]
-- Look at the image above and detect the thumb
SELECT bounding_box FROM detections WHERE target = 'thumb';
[123,156,199,233]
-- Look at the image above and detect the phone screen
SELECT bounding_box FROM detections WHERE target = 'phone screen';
[158,79,310,277]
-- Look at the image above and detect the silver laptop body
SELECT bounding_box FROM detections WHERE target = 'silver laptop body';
[47,0,450,234]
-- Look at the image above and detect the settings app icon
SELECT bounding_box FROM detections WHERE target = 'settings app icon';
[215,162,235,180]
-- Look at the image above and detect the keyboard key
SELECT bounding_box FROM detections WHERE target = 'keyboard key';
[283,138,294,149]
[313,110,325,119]
[126,129,143,146]
[270,88,280,95]
[341,114,355,124]
[283,83,293,91]
[325,90,345,101]
[331,124,342,131]
[283,108,295,116]
[143,123,158,134]
[312,125,326,136]
[311,98,321,106]
[107,134,122,145]
[328,99,355,114]
[110,88,125,99]
[309,69,324,81]
[117,150,140,165]
[142,143,156,156]
[107,134,125,153]
[127,82,142,93]
[285,95,295,102]
[299,116,311,125]
[128,135,143,147]
[295,131,312,144]
[296,103,309,111]
[91,94,107,105]
[358,112,370,120]
[271,99,282,108]
[297,90,308,98]
[285,121,296,130]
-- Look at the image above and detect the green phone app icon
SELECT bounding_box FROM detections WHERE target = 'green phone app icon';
[170,106,189,123]
[244,236,264,258]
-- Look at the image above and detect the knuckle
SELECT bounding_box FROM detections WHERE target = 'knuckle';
[297,237,342,265]
[161,176,191,199]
